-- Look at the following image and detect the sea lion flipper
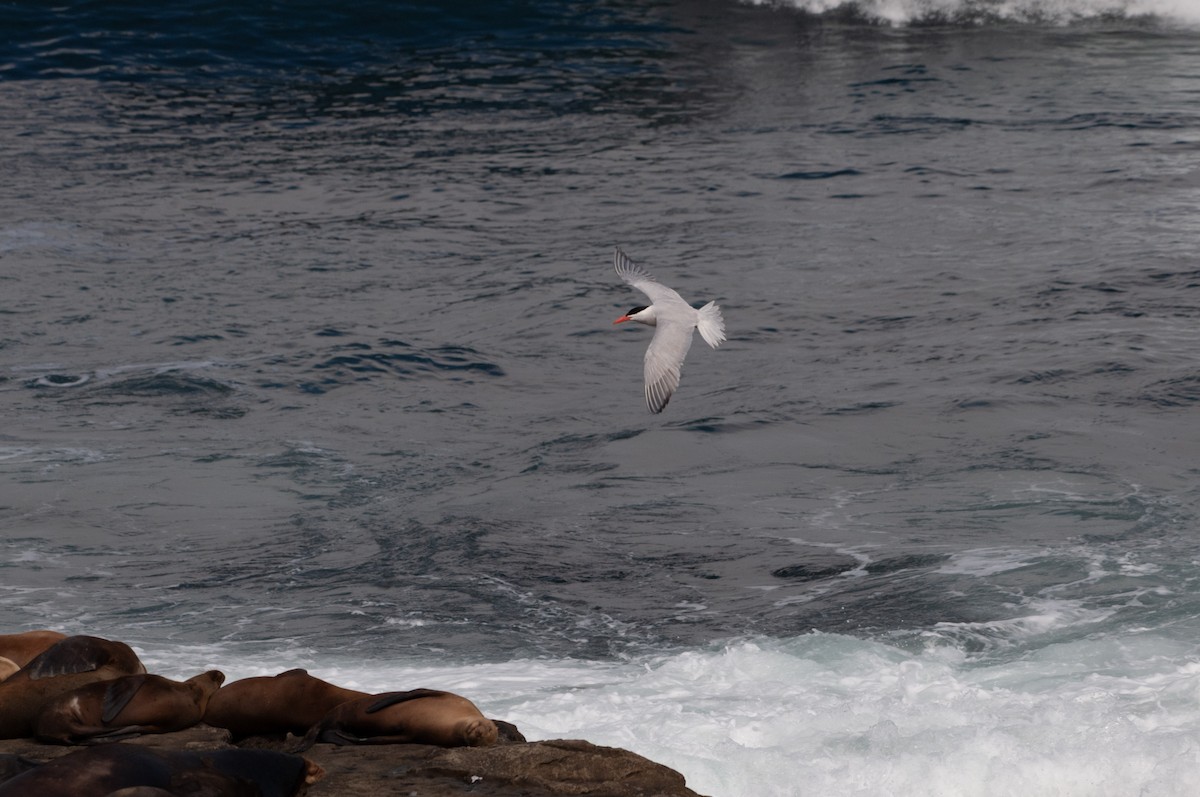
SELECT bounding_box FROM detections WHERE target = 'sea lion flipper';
[287,724,322,754]
[320,728,367,746]
[24,636,101,679]
[365,689,444,714]
[101,675,148,724]
[288,725,365,751]
[22,635,142,680]
[80,726,146,744]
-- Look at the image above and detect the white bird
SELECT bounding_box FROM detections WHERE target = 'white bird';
[612,247,726,414]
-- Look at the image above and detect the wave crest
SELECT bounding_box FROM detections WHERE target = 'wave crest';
[747,0,1200,25]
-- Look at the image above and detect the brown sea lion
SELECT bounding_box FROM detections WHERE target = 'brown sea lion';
[34,670,226,744]
[0,743,323,797]
[0,658,19,683]
[0,630,67,668]
[202,668,369,740]
[291,688,498,752]
[0,636,147,739]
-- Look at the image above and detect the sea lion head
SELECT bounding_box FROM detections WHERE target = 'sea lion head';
[459,717,499,747]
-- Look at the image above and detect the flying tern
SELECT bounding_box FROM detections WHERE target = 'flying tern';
[612,247,726,413]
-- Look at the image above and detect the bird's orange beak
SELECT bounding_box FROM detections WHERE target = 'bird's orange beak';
[613,315,631,324]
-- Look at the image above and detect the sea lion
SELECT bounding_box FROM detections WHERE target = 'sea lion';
[0,631,67,668]
[0,754,39,786]
[34,670,225,744]
[291,688,498,752]
[202,668,369,740]
[0,658,19,682]
[0,743,323,797]
[0,636,146,739]
[0,744,173,797]
[3,635,145,684]
[200,749,324,797]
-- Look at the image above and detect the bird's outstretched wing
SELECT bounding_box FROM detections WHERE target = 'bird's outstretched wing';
[643,320,695,414]
[614,248,690,310]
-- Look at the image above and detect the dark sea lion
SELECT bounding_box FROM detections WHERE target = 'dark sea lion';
[200,749,324,797]
[0,743,322,797]
[0,744,173,797]
[0,631,67,669]
[202,668,369,740]
[34,670,226,744]
[0,636,147,739]
[292,688,498,752]
[0,754,39,786]
[4,635,145,684]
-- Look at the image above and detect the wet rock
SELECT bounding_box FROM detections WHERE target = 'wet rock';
[0,725,706,797]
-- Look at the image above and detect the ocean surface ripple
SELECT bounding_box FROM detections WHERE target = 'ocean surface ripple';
[3,2,1200,794]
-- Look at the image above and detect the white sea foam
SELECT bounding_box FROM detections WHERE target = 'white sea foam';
[0,222,93,254]
[137,631,1200,797]
[0,446,108,465]
[747,0,1200,25]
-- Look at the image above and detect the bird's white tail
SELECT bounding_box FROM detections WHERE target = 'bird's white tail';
[697,301,726,349]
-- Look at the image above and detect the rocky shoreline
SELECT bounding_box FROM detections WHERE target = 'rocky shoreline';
[0,633,707,796]
[0,725,708,796]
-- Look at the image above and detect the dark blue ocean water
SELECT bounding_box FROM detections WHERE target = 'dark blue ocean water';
[3,1,1200,793]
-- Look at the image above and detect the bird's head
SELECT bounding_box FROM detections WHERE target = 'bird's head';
[613,305,656,326]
